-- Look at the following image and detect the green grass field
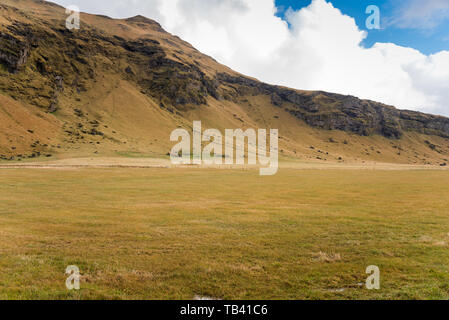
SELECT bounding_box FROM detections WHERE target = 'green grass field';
[1,167,449,300]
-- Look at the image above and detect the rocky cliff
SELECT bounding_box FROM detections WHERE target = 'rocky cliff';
[1,0,449,164]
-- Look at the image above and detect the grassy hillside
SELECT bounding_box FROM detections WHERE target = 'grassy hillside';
[2,0,449,302]
[0,0,449,166]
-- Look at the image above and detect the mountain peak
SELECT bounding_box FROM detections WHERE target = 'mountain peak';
[125,15,163,29]
[0,0,449,166]
[126,15,153,23]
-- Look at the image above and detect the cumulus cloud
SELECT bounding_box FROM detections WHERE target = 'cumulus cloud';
[51,0,449,116]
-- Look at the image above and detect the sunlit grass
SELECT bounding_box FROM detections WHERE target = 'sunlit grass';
[0,167,449,300]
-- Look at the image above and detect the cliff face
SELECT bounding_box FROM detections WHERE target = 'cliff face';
[0,30,29,73]
[1,1,448,139]
[0,4,221,111]
[0,0,449,164]
[215,74,449,139]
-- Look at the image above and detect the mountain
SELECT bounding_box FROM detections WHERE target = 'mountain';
[1,0,449,165]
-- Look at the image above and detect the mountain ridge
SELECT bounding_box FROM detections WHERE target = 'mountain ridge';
[1,0,449,165]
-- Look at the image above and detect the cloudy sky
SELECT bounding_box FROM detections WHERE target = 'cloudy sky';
[51,0,449,116]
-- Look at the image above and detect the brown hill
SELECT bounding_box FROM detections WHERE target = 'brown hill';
[1,0,449,166]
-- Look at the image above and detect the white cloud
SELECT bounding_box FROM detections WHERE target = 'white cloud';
[388,0,449,29]
[50,0,449,116]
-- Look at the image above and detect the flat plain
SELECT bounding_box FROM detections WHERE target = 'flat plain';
[1,161,449,300]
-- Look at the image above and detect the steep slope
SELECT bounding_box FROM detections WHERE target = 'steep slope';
[1,0,449,165]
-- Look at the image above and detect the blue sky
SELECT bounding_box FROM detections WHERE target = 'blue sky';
[52,0,449,115]
[275,0,449,55]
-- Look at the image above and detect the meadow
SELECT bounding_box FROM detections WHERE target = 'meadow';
[1,165,449,300]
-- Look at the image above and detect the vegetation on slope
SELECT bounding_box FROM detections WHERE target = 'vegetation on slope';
[0,0,449,165]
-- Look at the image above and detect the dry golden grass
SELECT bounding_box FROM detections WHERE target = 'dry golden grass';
[2,1,448,301]
[2,0,449,166]
[1,165,449,300]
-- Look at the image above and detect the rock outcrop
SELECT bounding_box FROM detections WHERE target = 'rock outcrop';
[215,74,449,139]
[1,0,448,142]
